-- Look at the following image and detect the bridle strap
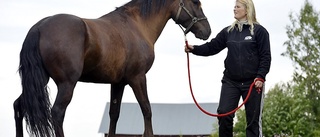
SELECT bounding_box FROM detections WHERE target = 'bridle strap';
[175,0,207,34]
[175,0,184,21]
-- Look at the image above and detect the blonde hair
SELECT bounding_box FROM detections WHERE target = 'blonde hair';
[227,0,259,35]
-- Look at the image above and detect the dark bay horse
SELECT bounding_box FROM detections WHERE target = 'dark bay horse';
[13,0,211,136]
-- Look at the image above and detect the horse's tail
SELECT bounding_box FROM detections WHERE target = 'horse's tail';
[19,19,54,137]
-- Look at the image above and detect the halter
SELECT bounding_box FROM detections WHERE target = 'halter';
[175,0,208,34]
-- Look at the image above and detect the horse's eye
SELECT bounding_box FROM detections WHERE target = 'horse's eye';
[192,0,200,5]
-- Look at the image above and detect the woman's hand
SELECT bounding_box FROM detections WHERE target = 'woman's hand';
[254,78,264,89]
[185,44,194,53]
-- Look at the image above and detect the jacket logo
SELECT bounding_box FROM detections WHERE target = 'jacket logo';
[244,36,252,40]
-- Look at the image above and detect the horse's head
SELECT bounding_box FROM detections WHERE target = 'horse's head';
[172,0,211,40]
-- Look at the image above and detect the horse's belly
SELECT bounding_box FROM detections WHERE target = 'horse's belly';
[79,67,125,83]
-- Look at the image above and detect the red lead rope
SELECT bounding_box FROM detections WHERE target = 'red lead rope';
[185,39,264,117]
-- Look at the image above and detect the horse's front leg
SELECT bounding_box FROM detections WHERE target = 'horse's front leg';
[13,95,24,137]
[107,83,125,137]
[129,74,154,137]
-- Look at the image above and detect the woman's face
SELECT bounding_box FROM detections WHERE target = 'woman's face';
[234,2,247,21]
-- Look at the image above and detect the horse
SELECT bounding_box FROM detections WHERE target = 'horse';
[13,0,211,136]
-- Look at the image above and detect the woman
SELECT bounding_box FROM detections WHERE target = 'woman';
[185,0,271,136]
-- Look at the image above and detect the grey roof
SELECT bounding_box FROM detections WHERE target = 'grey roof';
[99,102,218,135]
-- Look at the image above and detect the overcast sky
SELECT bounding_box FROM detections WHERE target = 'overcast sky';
[1,0,319,137]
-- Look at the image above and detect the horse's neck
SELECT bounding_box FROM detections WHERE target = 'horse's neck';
[128,0,174,45]
[100,2,173,45]
[134,12,171,45]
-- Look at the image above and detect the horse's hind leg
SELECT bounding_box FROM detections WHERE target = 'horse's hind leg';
[107,83,125,137]
[128,75,153,137]
[13,95,24,137]
[37,14,86,137]
[51,82,77,137]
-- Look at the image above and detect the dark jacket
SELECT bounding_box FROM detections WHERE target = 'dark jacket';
[191,24,271,81]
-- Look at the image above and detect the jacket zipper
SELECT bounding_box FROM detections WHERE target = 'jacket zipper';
[239,32,243,79]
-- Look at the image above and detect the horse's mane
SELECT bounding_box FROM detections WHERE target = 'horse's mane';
[116,0,168,18]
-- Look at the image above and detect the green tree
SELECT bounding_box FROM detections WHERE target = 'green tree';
[262,82,313,136]
[282,0,320,132]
